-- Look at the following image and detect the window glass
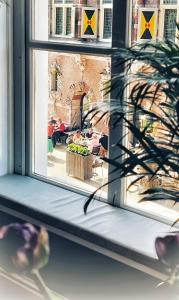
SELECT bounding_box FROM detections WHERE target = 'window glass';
[103,8,112,39]
[123,59,179,223]
[33,50,110,197]
[102,0,112,3]
[66,7,72,35]
[33,0,113,45]
[55,7,63,35]
[164,9,177,41]
[163,0,177,4]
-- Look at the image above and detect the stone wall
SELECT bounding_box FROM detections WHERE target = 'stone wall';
[48,52,110,131]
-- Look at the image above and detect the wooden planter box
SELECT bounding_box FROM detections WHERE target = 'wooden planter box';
[66,151,93,180]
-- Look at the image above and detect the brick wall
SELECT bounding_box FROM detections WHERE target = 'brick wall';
[48,52,110,132]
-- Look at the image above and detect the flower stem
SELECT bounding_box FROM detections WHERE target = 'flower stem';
[31,271,53,300]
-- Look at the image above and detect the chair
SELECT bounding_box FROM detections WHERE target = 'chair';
[92,157,103,178]
[59,134,68,144]
[91,145,100,156]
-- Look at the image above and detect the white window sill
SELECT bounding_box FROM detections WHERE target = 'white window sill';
[0,174,170,280]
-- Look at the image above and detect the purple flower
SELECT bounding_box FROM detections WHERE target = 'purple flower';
[0,223,49,273]
[155,234,179,268]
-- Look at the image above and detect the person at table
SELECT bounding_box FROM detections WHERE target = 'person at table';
[52,118,66,147]
[48,121,54,139]
[88,133,99,152]
[66,134,74,145]
[99,132,108,157]
[86,128,93,139]
[73,130,83,144]
[49,115,57,125]
[47,121,54,153]
[57,118,65,133]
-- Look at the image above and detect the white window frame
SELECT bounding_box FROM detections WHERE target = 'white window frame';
[52,0,75,38]
[159,0,179,42]
[99,0,112,41]
[0,1,13,175]
[19,0,132,210]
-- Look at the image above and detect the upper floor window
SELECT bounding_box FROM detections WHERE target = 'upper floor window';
[163,9,177,41]
[34,0,113,45]
[100,0,112,40]
[53,1,74,37]
[131,0,179,44]
[160,0,179,42]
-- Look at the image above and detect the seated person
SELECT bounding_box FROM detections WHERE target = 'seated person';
[99,132,108,157]
[47,121,54,153]
[48,121,54,139]
[52,118,66,147]
[88,134,100,152]
[73,130,83,144]
[49,115,57,125]
[86,128,93,139]
[66,134,74,145]
[57,118,65,133]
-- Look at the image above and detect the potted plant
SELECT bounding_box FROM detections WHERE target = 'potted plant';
[67,143,90,156]
[66,143,93,180]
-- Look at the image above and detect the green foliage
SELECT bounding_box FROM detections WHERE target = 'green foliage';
[84,33,179,213]
[67,143,90,156]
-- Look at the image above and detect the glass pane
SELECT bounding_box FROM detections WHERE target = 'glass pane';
[164,9,177,41]
[33,50,110,197]
[66,7,72,35]
[103,8,112,39]
[56,7,63,35]
[102,0,112,3]
[163,0,177,4]
[123,61,179,223]
[33,0,112,45]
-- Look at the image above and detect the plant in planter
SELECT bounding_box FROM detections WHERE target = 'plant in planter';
[66,143,92,180]
[67,143,90,156]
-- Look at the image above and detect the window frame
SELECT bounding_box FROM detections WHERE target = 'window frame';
[99,0,113,41]
[13,0,179,226]
[19,0,130,206]
[159,0,179,42]
[52,0,75,38]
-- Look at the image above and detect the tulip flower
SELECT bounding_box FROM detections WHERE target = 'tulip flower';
[155,234,179,269]
[0,223,52,300]
[0,222,49,273]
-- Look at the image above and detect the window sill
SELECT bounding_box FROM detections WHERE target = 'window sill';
[0,174,170,280]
